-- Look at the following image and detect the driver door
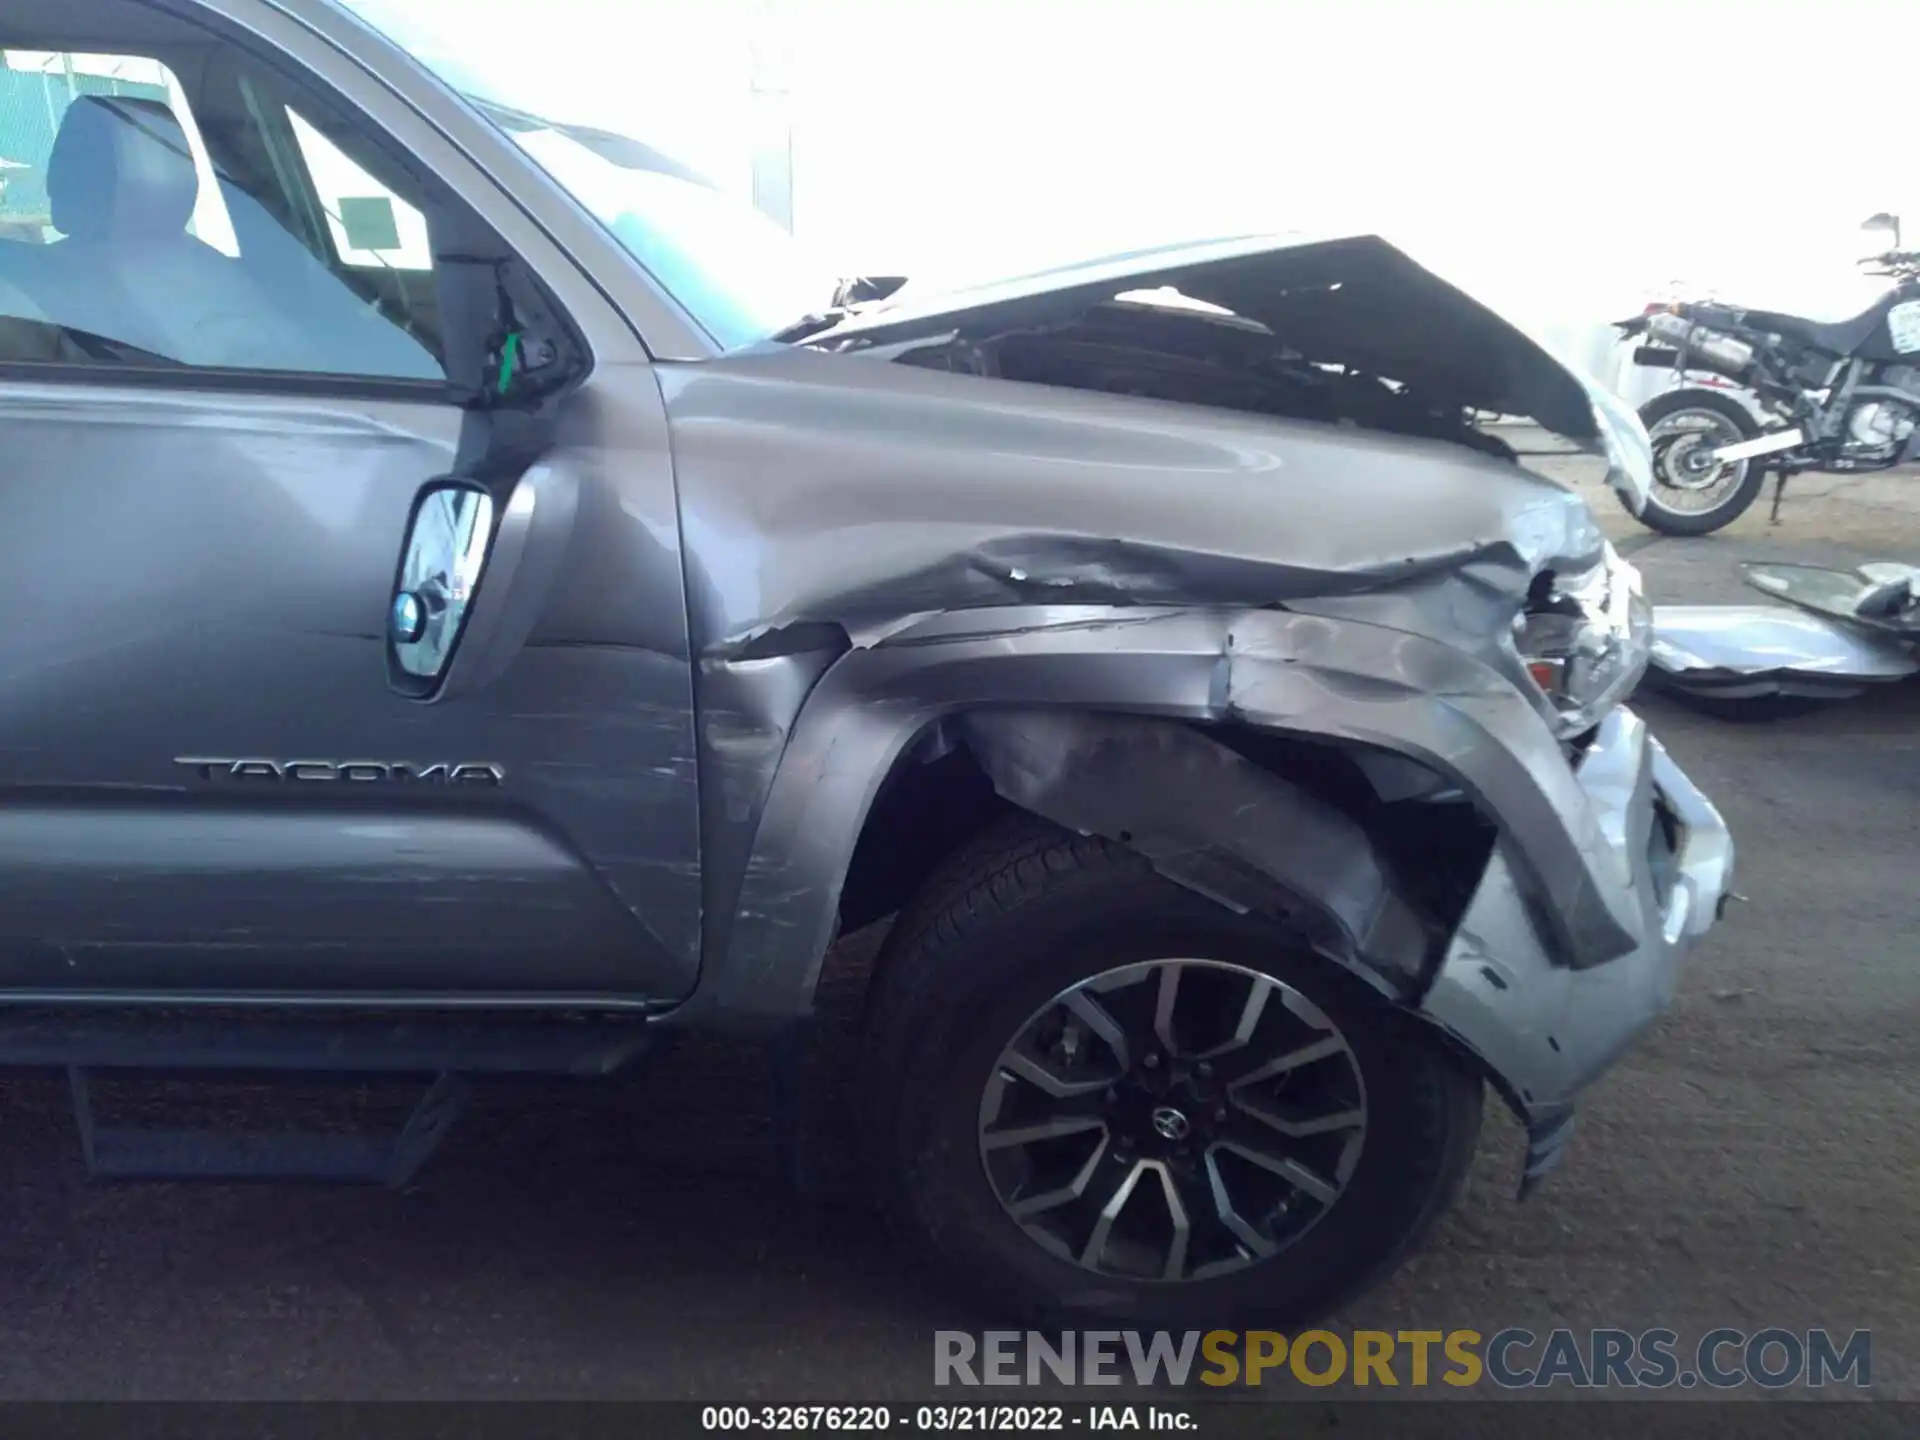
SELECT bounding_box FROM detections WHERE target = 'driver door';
[0,0,702,1003]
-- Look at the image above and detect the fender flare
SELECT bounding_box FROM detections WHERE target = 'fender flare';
[668,604,1638,1032]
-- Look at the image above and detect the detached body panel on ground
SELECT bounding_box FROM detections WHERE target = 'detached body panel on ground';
[1649,560,1920,705]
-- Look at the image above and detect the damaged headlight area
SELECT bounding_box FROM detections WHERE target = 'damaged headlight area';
[1514,544,1652,738]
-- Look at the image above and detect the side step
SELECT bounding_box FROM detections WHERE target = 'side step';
[70,1067,468,1187]
[3,1007,663,1187]
[0,1008,657,1075]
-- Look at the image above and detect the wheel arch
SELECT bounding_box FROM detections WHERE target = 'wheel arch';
[840,707,1501,977]
[667,605,1580,1036]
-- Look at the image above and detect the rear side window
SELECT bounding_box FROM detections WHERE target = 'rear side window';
[0,35,447,381]
[0,52,238,252]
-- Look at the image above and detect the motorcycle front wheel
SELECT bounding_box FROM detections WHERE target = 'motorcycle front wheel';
[1630,390,1767,537]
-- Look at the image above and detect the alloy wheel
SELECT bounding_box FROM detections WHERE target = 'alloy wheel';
[976,958,1368,1284]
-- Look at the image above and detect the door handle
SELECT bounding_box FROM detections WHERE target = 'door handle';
[388,479,496,698]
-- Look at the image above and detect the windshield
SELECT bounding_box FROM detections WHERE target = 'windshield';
[337,1,835,349]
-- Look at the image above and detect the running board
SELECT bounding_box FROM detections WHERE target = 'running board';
[69,1067,467,1187]
[0,1008,657,1074]
[1,1009,662,1187]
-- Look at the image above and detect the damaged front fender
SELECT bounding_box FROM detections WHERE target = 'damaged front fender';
[670,603,1645,1035]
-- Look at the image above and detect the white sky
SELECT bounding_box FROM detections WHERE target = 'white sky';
[780,0,1917,325]
[352,0,1917,343]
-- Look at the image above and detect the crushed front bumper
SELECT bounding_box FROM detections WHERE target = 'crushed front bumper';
[1416,706,1734,1193]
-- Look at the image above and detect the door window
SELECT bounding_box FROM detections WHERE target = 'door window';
[0,26,447,380]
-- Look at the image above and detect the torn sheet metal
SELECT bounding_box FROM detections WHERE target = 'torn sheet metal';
[810,240,1651,522]
[687,600,1648,1035]
[953,709,1430,988]
[659,348,1610,658]
[1646,603,1919,701]
[1419,709,1734,1120]
[654,227,1689,1102]
[1742,560,1920,641]
[685,602,1731,1128]
[662,336,1621,972]
[815,234,1597,429]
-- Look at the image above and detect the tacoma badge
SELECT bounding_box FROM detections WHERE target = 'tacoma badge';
[175,758,505,785]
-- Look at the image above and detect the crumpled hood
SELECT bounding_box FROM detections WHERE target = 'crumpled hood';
[810,231,1648,494]
[655,342,1608,657]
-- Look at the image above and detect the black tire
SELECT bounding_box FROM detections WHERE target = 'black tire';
[863,814,1482,1329]
[1632,389,1768,537]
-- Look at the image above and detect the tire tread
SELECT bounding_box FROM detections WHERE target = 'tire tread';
[861,812,1483,1327]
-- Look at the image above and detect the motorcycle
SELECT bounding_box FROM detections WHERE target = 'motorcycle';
[1612,249,1920,535]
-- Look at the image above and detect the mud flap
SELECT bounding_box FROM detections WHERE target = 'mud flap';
[1519,1108,1577,1200]
[768,1020,814,1197]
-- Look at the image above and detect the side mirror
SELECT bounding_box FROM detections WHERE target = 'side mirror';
[388,480,496,696]
[1862,211,1903,251]
[439,252,587,412]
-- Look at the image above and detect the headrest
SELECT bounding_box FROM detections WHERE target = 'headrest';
[47,96,198,242]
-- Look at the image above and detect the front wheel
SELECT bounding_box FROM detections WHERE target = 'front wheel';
[863,816,1483,1328]
[1631,389,1769,537]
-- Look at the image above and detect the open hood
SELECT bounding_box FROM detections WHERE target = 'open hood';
[806,233,1648,499]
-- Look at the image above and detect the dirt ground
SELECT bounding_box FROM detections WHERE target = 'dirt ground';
[0,451,1913,1405]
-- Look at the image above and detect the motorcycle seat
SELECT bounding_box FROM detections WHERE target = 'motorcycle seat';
[1739,301,1884,357]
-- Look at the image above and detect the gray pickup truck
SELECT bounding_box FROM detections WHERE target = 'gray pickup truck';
[0,0,1733,1327]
